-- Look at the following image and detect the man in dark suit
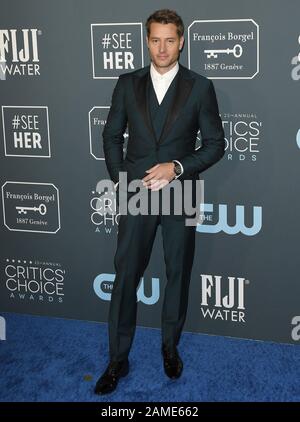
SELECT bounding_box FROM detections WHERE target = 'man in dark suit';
[95,9,225,395]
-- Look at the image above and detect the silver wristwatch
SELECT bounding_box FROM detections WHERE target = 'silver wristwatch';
[172,160,182,177]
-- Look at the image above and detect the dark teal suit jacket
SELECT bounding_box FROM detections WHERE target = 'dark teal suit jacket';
[103,62,225,186]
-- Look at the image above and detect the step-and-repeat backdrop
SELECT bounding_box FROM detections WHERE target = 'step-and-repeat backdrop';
[1,0,299,345]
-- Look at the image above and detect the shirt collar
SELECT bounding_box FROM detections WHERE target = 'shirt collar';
[150,61,179,82]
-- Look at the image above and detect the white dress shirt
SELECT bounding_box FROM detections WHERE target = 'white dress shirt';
[114,61,184,189]
[150,60,179,105]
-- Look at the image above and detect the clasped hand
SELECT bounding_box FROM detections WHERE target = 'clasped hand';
[142,162,176,191]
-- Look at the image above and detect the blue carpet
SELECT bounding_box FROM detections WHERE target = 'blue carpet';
[0,312,299,402]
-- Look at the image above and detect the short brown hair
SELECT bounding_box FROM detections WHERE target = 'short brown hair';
[146,9,184,38]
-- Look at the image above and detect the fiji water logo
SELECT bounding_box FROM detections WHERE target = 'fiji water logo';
[200,275,249,323]
[197,203,262,236]
[93,273,160,305]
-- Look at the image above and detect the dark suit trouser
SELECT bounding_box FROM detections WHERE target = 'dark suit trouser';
[108,201,196,361]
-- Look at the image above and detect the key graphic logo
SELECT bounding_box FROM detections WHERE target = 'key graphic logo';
[188,19,259,79]
[1,181,60,233]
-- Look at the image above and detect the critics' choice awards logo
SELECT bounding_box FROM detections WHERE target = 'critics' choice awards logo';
[0,29,41,79]
[1,181,61,233]
[94,273,160,305]
[197,203,262,236]
[222,113,262,162]
[89,106,128,159]
[200,274,249,323]
[2,106,51,157]
[291,35,300,81]
[188,19,259,79]
[3,258,65,304]
[90,186,120,234]
[91,23,144,79]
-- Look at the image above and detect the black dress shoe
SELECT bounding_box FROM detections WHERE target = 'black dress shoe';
[162,346,183,379]
[94,359,129,395]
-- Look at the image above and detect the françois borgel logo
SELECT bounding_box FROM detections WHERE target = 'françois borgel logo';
[2,106,51,157]
[1,181,60,233]
[3,258,65,304]
[200,274,249,323]
[188,19,259,79]
[91,23,144,79]
[0,29,41,79]
[89,106,128,159]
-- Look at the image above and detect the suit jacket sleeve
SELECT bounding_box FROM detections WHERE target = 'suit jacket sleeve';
[179,79,225,175]
[102,75,127,184]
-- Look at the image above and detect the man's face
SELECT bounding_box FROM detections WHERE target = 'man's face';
[146,22,184,73]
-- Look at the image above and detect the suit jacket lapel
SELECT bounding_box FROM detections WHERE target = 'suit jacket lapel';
[133,68,157,142]
[133,63,195,145]
[158,67,195,145]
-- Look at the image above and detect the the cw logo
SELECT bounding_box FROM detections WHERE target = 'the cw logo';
[93,273,160,305]
[197,203,262,236]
